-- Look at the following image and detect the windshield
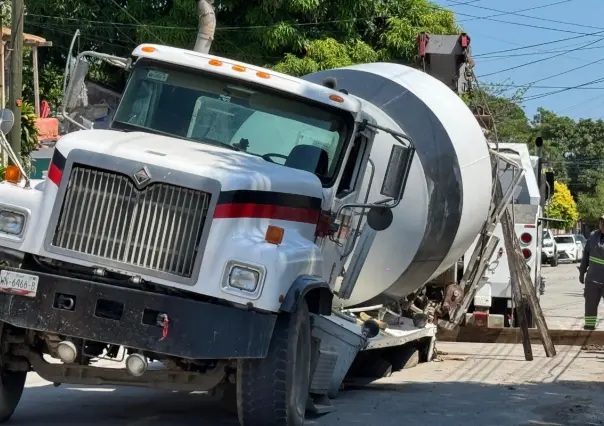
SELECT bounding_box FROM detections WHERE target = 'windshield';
[112,60,352,186]
[576,235,586,243]
[554,236,574,245]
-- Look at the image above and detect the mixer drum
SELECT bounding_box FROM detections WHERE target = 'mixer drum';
[303,63,493,307]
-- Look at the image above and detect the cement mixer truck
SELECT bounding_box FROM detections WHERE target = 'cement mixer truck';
[0,11,552,424]
[0,41,497,425]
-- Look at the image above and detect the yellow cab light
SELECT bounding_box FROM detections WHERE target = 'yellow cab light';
[256,71,271,79]
[141,46,155,53]
[232,64,246,72]
[209,59,223,66]
[4,165,21,184]
[265,225,284,245]
[329,94,344,103]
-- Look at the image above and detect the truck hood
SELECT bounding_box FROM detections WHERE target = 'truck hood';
[53,129,325,199]
[556,242,577,251]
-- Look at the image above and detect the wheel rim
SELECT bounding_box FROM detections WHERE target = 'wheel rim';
[292,324,310,418]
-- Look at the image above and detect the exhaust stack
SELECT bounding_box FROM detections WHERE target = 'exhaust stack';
[193,0,216,54]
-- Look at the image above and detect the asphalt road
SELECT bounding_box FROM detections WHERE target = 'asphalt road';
[9,263,604,426]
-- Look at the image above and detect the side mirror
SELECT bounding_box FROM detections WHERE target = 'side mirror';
[367,206,393,231]
[64,58,91,110]
[545,171,555,200]
[380,144,415,201]
[0,109,15,135]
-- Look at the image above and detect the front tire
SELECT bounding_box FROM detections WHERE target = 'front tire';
[550,255,558,267]
[236,300,311,426]
[0,370,26,423]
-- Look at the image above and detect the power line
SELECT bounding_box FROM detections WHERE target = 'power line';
[448,0,604,33]
[555,93,604,114]
[511,53,604,88]
[107,0,165,44]
[523,77,604,102]
[482,83,604,90]
[473,31,604,58]
[477,44,604,60]
[478,37,604,78]
[22,2,601,38]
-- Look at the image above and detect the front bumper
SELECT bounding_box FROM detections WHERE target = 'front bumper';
[541,248,554,260]
[0,267,277,359]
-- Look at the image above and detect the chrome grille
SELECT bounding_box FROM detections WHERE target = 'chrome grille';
[52,166,211,278]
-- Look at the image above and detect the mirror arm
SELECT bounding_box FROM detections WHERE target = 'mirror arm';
[361,120,415,149]
[62,30,81,110]
[61,49,129,128]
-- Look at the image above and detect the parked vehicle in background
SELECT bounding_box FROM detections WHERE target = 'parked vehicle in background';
[574,234,586,249]
[542,229,558,267]
[554,234,582,263]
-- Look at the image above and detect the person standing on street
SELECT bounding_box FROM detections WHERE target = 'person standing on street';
[579,216,604,330]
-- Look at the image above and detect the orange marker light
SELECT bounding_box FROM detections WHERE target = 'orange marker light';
[329,94,344,103]
[4,165,21,184]
[265,225,284,245]
[256,71,270,79]
[232,65,246,72]
[141,46,155,53]
[209,59,223,66]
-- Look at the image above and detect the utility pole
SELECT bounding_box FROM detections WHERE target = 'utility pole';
[8,0,24,162]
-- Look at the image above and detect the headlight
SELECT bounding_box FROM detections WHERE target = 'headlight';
[543,241,553,248]
[0,210,25,236]
[228,266,260,292]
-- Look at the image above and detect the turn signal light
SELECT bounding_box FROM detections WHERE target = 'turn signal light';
[520,233,532,245]
[232,65,246,72]
[141,46,156,53]
[208,59,223,66]
[4,165,21,184]
[265,225,284,245]
[329,94,344,103]
[256,71,271,79]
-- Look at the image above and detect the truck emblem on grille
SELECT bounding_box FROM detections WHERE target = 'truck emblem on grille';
[133,166,151,186]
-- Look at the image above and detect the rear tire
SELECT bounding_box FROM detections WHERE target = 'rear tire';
[236,300,311,426]
[0,370,26,423]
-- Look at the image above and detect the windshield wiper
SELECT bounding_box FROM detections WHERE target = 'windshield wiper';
[211,141,240,151]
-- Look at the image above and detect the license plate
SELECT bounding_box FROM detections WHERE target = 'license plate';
[0,270,39,298]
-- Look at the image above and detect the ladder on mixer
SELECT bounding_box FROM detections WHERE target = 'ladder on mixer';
[440,150,524,330]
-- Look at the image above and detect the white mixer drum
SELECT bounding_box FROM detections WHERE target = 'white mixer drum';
[303,63,493,306]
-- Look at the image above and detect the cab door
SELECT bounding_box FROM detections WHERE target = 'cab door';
[318,131,373,289]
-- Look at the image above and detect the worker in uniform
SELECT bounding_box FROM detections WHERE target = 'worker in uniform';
[579,216,604,330]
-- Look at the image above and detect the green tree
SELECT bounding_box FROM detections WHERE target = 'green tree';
[25,0,459,77]
[532,108,604,198]
[578,182,604,222]
[545,181,579,230]
[1,3,10,27]
[463,84,532,144]
[22,49,65,111]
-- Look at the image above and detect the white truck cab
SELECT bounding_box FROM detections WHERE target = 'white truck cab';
[0,44,416,426]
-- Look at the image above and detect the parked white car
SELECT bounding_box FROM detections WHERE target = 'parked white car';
[542,229,558,267]
[554,234,583,263]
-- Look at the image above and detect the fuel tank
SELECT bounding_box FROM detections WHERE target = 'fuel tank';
[303,63,493,307]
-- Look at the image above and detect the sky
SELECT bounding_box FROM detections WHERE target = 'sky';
[432,0,604,121]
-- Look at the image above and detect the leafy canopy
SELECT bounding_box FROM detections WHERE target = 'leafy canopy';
[578,182,604,222]
[531,107,604,200]
[25,0,459,77]
[545,181,578,230]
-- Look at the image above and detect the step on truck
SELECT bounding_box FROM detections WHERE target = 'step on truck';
[0,41,495,425]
